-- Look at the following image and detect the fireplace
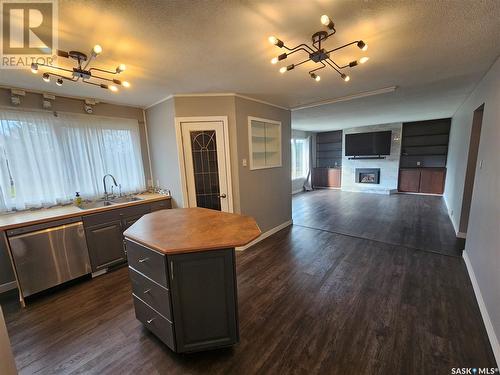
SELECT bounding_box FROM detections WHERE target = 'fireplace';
[355,168,380,184]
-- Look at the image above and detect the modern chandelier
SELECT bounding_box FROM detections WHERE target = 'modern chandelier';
[269,15,369,82]
[30,45,130,92]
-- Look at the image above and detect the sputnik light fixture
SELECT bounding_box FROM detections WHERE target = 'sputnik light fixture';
[30,45,130,92]
[269,15,369,82]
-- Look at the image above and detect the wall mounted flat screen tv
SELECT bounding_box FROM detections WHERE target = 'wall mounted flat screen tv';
[345,131,392,156]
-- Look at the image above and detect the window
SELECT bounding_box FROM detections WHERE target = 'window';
[248,117,282,170]
[291,138,310,180]
[0,109,146,212]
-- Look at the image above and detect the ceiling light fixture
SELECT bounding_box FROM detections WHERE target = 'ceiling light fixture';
[269,15,369,82]
[32,45,130,91]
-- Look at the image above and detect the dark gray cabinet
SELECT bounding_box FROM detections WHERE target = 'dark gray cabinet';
[83,200,170,272]
[169,249,238,353]
[126,239,239,353]
[84,220,125,271]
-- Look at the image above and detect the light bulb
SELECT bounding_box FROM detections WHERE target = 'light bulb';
[117,63,126,73]
[56,78,63,86]
[279,66,287,74]
[109,85,118,92]
[122,81,130,88]
[31,63,38,73]
[359,57,369,64]
[268,36,284,48]
[42,73,50,82]
[271,57,278,64]
[362,44,368,51]
[344,75,350,82]
[320,15,330,26]
[310,72,321,82]
[93,44,102,55]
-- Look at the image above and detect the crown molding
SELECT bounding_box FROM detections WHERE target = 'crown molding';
[144,93,289,111]
[291,86,398,111]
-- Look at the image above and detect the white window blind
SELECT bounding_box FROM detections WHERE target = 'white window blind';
[291,137,310,180]
[0,109,146,212]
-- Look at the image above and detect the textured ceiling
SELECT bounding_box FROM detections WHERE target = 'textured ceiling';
[0,0,499,131]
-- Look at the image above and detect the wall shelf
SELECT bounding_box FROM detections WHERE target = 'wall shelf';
[248,117,282,170]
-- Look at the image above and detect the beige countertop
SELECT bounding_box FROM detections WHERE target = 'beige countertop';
[124,208,261,255]
[0,193,171,231]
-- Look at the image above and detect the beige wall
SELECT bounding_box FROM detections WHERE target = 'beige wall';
[0,87,152,184]
[235,96,292,232]
[444,57,500,364]
[147,95,292,232]
[145,98,184,208]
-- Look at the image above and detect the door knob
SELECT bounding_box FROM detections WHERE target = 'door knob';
[219,193,227,198]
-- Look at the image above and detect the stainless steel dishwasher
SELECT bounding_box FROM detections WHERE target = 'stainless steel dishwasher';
[8,217,92,297]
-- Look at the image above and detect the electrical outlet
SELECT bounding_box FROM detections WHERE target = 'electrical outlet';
[416,161,421,166]
[479,160,484,169]
[242,158,247,167]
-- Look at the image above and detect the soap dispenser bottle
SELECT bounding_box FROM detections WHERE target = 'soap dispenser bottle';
[74,192,82,207]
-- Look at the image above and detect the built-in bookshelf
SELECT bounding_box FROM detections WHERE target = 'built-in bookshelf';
[248,116,282,170]
[400,118,451,168]
[316,130,342,168]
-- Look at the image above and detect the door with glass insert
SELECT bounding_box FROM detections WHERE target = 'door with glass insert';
[181,121,230,212]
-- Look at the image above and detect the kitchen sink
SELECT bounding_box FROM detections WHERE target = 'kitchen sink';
[110,196,143,204]
[78,200,115,210]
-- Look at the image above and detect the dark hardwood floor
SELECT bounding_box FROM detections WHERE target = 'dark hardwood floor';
[293,189,464,256]
[2,222,495,374]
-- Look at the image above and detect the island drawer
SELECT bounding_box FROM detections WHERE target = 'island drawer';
[133,296,175,350]
[126,239,169,288]
[129,267,172,320]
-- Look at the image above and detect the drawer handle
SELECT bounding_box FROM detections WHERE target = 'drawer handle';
[146,318,155,324]
[143,289,151,294]
[138,257,149,263]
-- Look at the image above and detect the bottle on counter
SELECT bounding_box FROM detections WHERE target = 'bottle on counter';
[74,192,82,207]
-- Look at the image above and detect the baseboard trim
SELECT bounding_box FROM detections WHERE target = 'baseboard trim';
[313,186,341,190]
[463,250,500,366]
[236,220,293,251]
[0,281,17,294]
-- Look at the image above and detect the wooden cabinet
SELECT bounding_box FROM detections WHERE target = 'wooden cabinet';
[398,169,421,193]
[126,240,239,353]
[313,168,341,188]
[420,168,446,194]
[398,168,446,194]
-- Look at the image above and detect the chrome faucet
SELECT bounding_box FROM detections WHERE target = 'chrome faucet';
[103,174,118,201]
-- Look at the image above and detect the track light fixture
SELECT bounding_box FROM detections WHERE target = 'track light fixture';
[31,44,131,92]
[269,15,369,82]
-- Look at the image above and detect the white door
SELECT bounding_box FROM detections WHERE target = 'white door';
[180,121,231,212]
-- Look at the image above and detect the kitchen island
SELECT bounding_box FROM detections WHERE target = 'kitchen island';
[123,208,260,353]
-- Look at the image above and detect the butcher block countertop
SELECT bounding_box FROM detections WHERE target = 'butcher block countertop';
[0,193,171,231]
[124,208,261,255]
